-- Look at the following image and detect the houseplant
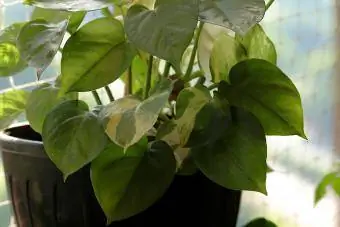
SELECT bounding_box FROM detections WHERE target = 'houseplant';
[0,0,306,226]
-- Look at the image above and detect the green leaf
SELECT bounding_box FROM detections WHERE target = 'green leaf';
[121,55,157,96]
[17,19,68,79]
[192,108,267,194]
[100,78,173,149]
[91,139,176,223]
[25,83,76,133]
[31,7,70,22]
[60,17,135,93]
[31,7,86,34]
[68,11,86,34]
[244,218,277,227]
[42,100,108,178]
[198,0,266,35]
[197,23,228,78]
[176,86,230,147]
[236,24,277,64]
[314,171,340,205]
[218,59,306,138]
[0,23,27,77]
[0,90,30,130]
[24,0,116,11]
[125,0,198,72]
[210,34,247,83]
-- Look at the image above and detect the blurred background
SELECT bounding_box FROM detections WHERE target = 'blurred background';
[0,0,339,226]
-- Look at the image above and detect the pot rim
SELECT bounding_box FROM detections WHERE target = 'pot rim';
[0,122,42,145]
[0,122,45,157]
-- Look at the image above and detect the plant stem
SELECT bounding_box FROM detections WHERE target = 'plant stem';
[144,55,154,99]
[195,76,206,86]
[208,83,218,90]
[127,66,133,95]
[91,90,103,105]
[163,62,171,78]
[101,7,113,17]
[265,0,275,11]
[104,85,115,102]
[184,22,204,80]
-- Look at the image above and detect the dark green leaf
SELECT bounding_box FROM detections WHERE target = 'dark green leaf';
[24,0,116,11]
[155,120,191,173]
[42,100,108,178]
[176,152,198,176]
[236,24,277,64]
[218,59,306,138]
[91,139,176,223]
[0,90,30,130]
[125,0,198,72]
[192,108,267,194]
[31,7,86,34]
[315,171,340,205]
[0,23,27,77]
[17,19,68,79]
[60,18,135,93]
[210,34,247,82]
[244,218,277,227]
[100,78,173,149]
[25,83,76,133]
[198,0,266,35]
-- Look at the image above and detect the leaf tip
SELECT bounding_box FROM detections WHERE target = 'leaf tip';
[299,130,308,140]
[63,174,69,183]
[257,183,268,195]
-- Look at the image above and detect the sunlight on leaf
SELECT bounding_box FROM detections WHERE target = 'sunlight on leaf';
[0,90,30,130]
[17,19,68,79]
[198,0,265,35]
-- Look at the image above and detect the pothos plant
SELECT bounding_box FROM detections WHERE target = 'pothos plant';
[0,0,306,223]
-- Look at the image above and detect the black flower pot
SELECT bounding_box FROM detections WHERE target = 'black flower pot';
[0,124,241,227]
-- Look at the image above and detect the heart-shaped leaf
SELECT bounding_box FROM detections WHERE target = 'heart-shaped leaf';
[210,33,247,82]
[0,23,27,77]
[17,19,68,79]
[100,78,173,149]
[60,17,135,93]
[125,0,198,72]
[199,0,266,35]
[0,89,30,130]
[192,107,267,194]
[24,0,116,11]
[31,7,86,34]
[244,218,277,227]
[218,59,306,138]
[236,24,277,64]
[42,100,108,178]
[91,139,176,223]
[25,83,76,133]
